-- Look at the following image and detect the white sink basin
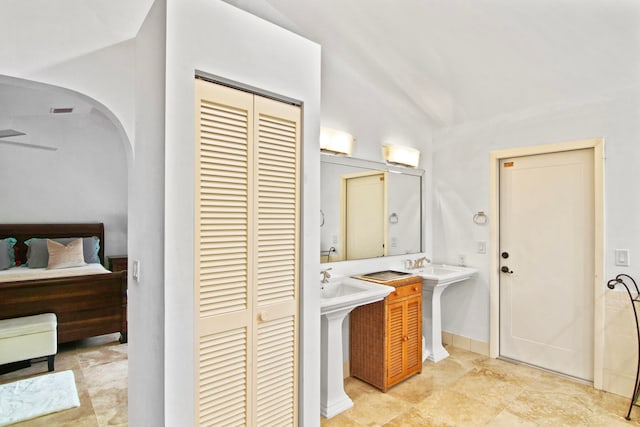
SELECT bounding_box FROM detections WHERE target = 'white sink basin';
[408,264,477,287]
[320,277,394,315]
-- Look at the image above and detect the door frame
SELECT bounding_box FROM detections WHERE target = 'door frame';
[489,138,605,388]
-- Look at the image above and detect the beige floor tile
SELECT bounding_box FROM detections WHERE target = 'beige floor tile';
[347,387,411,425]
[383,408,432,426]
[448,367,525,409]
[414,388,503,426]
[321,411,361,426]
[345,376,379,400]
[386,372,435,404]
[506,388,593,426]
[486,409,537,426]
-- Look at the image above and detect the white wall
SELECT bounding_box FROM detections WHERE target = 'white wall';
[321,51,433,166]
[432,92,640,343]
[0,111,127,256]
[0,12,136,254]
[320,51,434,261]
[129,1,166,426]
[163,1,321,425]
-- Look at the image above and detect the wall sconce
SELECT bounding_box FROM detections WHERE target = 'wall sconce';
[383,144,420,168]
[320,127,354,156]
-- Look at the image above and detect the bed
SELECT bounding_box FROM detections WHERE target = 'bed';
[0,223,127,344]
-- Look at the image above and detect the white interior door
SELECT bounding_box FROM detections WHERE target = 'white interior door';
[499,149,594,380]
[344,172,386,260]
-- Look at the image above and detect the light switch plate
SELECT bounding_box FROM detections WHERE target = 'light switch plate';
[615,249,630,267]
[477,241,486,254]
[132,260,141,281]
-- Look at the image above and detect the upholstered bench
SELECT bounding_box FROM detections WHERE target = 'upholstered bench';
[0,313,57,372]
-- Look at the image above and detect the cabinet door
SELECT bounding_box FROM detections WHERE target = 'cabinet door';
[386,300,406,385]
[405,296,422,375]
[386,294,422,387]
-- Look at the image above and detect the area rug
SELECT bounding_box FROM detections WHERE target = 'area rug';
[0,370,80,426]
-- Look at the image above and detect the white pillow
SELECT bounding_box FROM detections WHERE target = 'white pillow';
[47,238,86,269]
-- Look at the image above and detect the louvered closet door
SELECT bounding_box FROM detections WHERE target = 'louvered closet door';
[194,78,300,427]
[252,96,300,426]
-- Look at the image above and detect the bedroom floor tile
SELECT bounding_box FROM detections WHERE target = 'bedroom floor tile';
[0,333,126,427]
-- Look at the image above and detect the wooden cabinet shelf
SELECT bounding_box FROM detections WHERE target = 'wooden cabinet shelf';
[350,275,422,391]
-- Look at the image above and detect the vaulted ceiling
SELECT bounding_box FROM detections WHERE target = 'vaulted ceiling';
[224,0,640,129]
[1,0,638,148]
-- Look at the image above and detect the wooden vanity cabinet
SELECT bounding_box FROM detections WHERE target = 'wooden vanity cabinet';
[349,275,422,391]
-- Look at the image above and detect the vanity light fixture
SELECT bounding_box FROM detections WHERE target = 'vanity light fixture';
[383,144,420,168]
[320,127,354,156]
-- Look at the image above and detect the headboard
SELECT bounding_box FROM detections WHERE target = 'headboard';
[0,223,106,265]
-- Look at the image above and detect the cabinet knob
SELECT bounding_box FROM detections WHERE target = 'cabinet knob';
[258,311,268,322]
[403,336,409,341]
[412,286,418,291]
[393,292,398,296]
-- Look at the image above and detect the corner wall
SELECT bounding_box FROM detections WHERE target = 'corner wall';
[432,92,640,394]
[164,1,321,425]
[129,1,166,425]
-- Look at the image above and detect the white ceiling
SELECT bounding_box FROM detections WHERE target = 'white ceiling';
[224,0,640,128]
[1,0,638,136]
[0,0,154,76]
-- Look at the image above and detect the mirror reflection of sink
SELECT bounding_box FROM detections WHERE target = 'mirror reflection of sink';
[320,277,393,418]
[403,263,477,363]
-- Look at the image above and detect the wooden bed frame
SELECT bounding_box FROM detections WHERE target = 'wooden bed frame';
[0,223,127,344]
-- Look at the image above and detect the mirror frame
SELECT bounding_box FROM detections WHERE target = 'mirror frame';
[320,153,425,263]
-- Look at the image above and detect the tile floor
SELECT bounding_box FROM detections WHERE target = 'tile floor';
[322,346,640,426]
[0,333,127,426]
[3,338,637,426]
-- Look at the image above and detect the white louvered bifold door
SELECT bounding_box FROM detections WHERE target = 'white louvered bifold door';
[195,79,300,427]
[252,96,300,426]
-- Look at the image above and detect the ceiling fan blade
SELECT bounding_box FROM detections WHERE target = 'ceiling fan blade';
[0,139,58,151]
[0,129,26,138]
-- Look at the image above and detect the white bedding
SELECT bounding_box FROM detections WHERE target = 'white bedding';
[0,264,111,283]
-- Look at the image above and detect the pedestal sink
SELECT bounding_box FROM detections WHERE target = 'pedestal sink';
[404,264,477,362]
[320,277,394,419]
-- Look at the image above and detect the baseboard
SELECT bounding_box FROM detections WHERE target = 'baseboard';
[343,361,349,378]
[442,331,490,356]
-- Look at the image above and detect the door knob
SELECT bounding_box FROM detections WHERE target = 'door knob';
[501,266,513,274]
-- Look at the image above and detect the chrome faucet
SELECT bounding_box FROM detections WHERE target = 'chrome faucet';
[414,256,430,268]
[405,256,431,269]
[321,268,332,284]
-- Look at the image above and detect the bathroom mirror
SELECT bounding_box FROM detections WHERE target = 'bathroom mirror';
[320,153,424,263]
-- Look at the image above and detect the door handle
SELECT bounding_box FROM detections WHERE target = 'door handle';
[501,266,513,274]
